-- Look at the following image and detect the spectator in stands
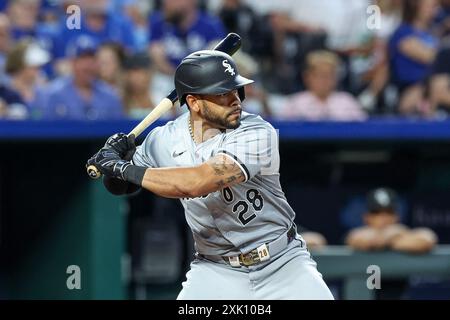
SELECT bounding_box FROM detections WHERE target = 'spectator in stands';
[280,50,367,121]
[264,0,326,34]
[7,0,41,40]
[217,0,269,57]
[232,51,272,118]
[388,0,439,115]
[0,84,26,119]
[0,94,7,117]
[6,0,58,68]
[39,0,60,29]
[357,0,403,114]
[148,0,226,110]
[121,0,151,53]
[429,44,450,117]
[298,225,328,251]
[2,39,50,119]
[265,1,327,94]
[53,0,134,74]
[0,13,11,82]
[32,36,124,120]
[323,0,375,95]
[432,0,450,38]
[258,0,375,94]
[97,42,125,95]
[148,0,226,75]
[346,188,438,253]
[122,52,156,119]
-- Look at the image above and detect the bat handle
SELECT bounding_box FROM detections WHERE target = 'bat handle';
[87,165,102,179]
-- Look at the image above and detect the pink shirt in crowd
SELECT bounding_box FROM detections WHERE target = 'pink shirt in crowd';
[280,91,367,121]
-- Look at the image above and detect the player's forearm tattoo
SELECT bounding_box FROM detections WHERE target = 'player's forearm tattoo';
[208,155,245,188]
[214,170,245,188]
[226,175,238,183]
[211,162,228,176]
[216,180,226,188]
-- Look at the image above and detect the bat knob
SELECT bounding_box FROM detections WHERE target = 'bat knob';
[87,165,102,179]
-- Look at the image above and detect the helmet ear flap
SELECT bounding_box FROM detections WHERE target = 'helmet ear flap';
[238,87,246,102]
[180,94,187,107]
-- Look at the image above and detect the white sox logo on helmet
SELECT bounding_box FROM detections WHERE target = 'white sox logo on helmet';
[222,59,235,76]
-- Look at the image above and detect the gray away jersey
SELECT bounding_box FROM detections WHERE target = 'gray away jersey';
[133,112,296,256]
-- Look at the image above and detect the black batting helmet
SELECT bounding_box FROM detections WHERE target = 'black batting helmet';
[366,187,399,214]
[174,50,254,106]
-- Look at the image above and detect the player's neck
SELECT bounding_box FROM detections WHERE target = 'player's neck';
[189,114,223,144]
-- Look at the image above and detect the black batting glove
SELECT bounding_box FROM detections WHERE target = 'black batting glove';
[86,148,146,185]
[87,148,131,180]
[104,133,136,160]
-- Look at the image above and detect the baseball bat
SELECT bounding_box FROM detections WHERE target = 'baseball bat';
[87,33,242,179]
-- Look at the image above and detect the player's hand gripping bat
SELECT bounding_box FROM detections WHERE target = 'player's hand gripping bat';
[87,33,242,179]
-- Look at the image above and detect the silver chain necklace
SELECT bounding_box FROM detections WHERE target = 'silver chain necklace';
[188,116,196,143]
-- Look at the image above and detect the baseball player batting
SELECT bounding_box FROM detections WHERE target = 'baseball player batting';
[86,50,333,300]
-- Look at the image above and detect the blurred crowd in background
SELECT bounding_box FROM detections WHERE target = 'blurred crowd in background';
[1,0,450,121]
[1,0,449,300]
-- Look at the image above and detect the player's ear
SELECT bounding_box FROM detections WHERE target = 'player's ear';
[186,94,200,113]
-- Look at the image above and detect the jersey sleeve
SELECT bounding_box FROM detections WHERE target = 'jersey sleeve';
[216,122,280,181]
[132,127,160,168]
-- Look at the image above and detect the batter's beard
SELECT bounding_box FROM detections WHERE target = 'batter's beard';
[202,103,241,129]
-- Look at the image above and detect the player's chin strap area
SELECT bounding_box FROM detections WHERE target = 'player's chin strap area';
[198,224,299,268]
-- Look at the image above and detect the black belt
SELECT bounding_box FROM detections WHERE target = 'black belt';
[200,225,297,267]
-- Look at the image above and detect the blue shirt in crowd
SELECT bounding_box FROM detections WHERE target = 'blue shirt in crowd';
[0,84,25,105]
[434,5,450,27]
[388,23,439,88]
[10,24,58,77]
[54,13,135,59]
[0,0,7,11]
[32,76,124,120]
[148,11,226,67]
